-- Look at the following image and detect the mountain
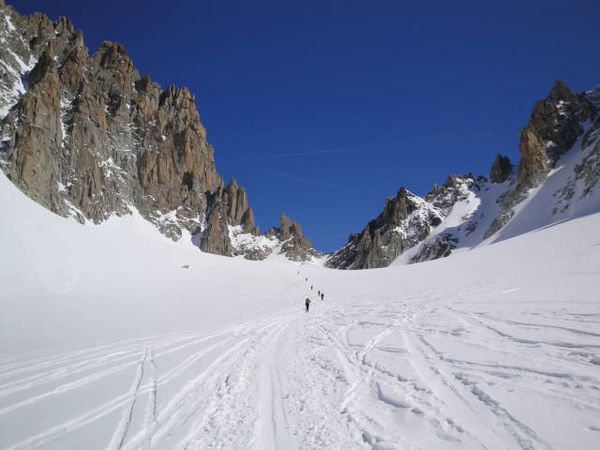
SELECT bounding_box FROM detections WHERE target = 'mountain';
[327,80,600,269]
[1,3,599,447]
[0,1,320,262]
[2,0,599,271]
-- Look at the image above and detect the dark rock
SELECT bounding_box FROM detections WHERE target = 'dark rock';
[489,154,512,183]
[409,233,458,264]
[266,214,320,262]
[517,80,595,188]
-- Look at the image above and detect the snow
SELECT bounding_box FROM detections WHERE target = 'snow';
[393,193,441,241]
[59,96,71,148]
[0,11,37,121]
[99,157,128,179]
[3,13,16,33]
[1,169,600,449]
[393,177,511,265]
[394,124,600,267]
[491,129,600,244]
[229,225,279,255]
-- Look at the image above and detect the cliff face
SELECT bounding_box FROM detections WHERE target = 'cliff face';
[517,80,595,188]
[0,3,319,262]
[0,4,223,236]
[326,188,444,269]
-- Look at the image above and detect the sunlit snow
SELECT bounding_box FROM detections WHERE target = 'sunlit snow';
[1,168,599,449]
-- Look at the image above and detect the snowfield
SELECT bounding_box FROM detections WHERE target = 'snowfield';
[1,171,600,450]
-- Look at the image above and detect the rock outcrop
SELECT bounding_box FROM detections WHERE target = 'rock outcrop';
[199,179,259,256]
[266,214,320,262]
[516,80,595,189]
[489,154,512,183]
[484,80,597,238]
[326,188,443,269]
[326,174,494,270]
[0,2,318,261]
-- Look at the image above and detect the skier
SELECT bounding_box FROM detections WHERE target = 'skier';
[311,285,313,291]
[305,298,311,313]
[318,290,320,296]
[321,292,324,301]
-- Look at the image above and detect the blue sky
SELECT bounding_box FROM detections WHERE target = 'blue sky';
[12,0,600,251]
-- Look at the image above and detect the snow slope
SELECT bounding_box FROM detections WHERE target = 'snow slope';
[392,175,512,265]
[1,171,600,449]
[491,132,600,244]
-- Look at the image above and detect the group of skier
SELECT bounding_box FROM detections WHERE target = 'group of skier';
[303,276,325,313]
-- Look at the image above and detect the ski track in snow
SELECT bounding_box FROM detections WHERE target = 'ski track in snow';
[1,274,599,450]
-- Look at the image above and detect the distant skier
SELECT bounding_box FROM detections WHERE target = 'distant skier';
[321,293,325,301]
[311,285,313,291]
[305,277,308,282]
[305,298,311,313]
[318,290,320,296]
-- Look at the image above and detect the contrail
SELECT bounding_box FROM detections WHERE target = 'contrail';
[257,169,359,194]
[269,148,357,158]
[221,148,357,163]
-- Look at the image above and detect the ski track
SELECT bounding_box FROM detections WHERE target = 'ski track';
[1,276,599,449]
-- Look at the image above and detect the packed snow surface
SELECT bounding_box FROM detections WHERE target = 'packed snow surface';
[1,171,600,449]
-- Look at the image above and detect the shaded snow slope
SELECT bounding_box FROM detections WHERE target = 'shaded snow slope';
[490,130,600,244]
[1,170,600,449]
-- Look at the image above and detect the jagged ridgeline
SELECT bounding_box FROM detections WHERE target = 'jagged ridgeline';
[0,1,320,262]
[327,81,600,269]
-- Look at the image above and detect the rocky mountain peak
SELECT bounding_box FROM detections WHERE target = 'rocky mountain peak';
[0,2,319,263]
[425,174,485,212]
[261,213,319,262]
[376,188,417,228]
[489,154,512,183]
[55,16,74,34]
[96,41,129,63]
[327,186,444,269]
[484,80,598,239]
[547,79,578,104]
[279,213,306,241]
[517,79,596,188]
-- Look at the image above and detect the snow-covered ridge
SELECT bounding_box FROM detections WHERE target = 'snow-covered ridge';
[229,224,279,259]
[328,82,600,269]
